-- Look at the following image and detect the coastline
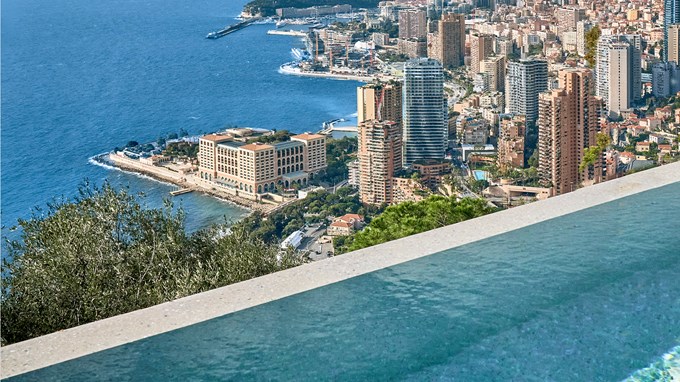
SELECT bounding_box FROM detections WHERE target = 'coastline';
[99,153,282,215]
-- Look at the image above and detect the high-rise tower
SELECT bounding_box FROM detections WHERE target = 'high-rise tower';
[428,13,465,68]
[665,0,680,61]
[596,35,642,117]
[538,68,602,196]
[357,82,403,127]
[506,59,548,130]
[470,34,494,73]
[358,120,403,205]
[402,58,447,166]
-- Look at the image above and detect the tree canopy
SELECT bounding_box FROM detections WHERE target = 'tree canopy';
[580,132,611,172]
[1,183,302,345]
[584,26,601,68]
[337,196,495,253]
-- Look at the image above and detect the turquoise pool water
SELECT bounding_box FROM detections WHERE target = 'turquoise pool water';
[9,182,680,381]
[473,170,487,181]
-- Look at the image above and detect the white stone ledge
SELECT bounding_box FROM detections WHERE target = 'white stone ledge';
[2,161,679,379]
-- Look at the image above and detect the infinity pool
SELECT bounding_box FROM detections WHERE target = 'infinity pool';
[8,182,680,381]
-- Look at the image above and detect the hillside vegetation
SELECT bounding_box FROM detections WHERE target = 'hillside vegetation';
[1,183,302,345]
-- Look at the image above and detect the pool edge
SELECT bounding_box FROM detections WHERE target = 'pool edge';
[2,162,679,379]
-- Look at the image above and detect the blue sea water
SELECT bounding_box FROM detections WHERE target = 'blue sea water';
[1,0,360,232]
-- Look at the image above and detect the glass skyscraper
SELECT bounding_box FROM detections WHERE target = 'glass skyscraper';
[402,58,447,166]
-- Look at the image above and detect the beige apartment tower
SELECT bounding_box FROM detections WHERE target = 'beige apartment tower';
[538,68,602,196]
[358,120,403,205]
[428,13,465,68]
[398,9,427,39]
[470,34,495,73]
[480,55,506,92]
[668,24,680,64]
[357,82,403,127]
[497,115,526,170]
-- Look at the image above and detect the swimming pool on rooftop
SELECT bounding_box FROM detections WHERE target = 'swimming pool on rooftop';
[7,182,680,381]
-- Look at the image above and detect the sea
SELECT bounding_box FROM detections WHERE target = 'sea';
[1,0,360,233]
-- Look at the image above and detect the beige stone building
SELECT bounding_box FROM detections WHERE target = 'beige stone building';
[198,133,326,198]
[411,159,451,189]
[427,13,465,68]
[358,120,403,205]
[668,24,680,65]
[327,214,364,236]
[497,115,526,170]
[470,34,494,73]
[397,38,427,58]
[538,68,602,196]
[398,9,427,39]
[357,82,403,126]
[480,55,506,92]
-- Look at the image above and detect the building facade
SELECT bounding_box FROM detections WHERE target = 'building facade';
[398,9,428,39]
[596,35,642,117]
[497,115,526,170]
[357,81,403,126]
[427,13,465,68]
[652,61,680,97]
[397,38,428,58]
[506,59,548,130]
[665,0,680,61]
[668,24,680,64]
[480,55,506,92]
[538,68,602,196]
[576,21,592,57]
[554,7,585,33]
[358,120,403,205]
[403,58,448,166]
[198,133,326,197]
[470,34,495,73]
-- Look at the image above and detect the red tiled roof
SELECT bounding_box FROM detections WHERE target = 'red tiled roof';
[338,213,363,222]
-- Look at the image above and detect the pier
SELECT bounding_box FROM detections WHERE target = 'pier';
[170,188,194,196]
[206,17,261,39]
[318,119,357,135]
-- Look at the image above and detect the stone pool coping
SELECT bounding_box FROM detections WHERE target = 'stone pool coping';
[2,162,679,379]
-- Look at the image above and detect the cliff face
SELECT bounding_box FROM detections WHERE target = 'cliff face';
[243,0,381,17]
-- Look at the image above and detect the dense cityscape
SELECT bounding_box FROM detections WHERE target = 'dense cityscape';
[104,0,679,256]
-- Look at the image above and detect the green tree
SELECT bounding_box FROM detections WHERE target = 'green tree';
[1,183,302,345]
[340,197,495,253]
[584,26,601,68]
[580,132,611,172]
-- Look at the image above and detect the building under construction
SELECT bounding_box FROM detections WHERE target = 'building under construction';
[304,28,379,73]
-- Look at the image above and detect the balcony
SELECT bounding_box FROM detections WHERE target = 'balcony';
[2,162,679,381]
